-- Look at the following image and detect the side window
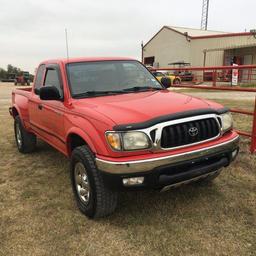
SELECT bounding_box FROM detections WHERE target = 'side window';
[44,68,63,97]
[34,64,45,92]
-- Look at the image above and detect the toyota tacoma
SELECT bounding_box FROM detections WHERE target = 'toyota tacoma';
[10,57,239,218]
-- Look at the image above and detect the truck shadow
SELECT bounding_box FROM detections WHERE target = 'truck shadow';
[108,183,224,223]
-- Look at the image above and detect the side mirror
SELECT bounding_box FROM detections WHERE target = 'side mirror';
[160,77,171,88]
[39,86,61,100]
[34,88,40,95]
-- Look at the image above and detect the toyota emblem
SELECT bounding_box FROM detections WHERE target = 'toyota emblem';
[188,127,198,137]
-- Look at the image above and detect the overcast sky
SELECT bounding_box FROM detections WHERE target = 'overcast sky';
[0,0,255,73]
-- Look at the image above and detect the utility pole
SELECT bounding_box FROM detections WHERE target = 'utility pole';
[201,0,209,30]
[141,41,144,63]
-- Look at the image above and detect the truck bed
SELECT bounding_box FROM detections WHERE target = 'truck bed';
[13,87,32,94]
[11,87,33,128]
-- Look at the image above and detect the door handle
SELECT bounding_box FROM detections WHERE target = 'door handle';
[38,104,43,110]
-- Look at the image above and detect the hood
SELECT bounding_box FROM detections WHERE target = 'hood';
[73,90,224,127]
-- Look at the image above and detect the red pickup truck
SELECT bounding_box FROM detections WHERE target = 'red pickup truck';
[10,57,239,218]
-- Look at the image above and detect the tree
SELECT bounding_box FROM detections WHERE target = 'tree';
[7,64,21,75]
[0,64,24,79]
[0,68,7,79]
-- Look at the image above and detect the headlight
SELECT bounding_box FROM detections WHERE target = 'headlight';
[220,112,233,132]
[106,131,151,151]
[122,132,150,150]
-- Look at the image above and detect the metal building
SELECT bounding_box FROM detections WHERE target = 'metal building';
[142,26,256,67]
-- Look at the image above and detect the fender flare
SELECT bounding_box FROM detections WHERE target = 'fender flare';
[11,104,21,118]
[11,104,26,126]
[66,127,97,155]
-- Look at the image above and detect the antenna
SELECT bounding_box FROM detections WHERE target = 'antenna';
[201,0,209,30]
[65,28,69,60]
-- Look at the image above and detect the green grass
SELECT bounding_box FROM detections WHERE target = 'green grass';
[0,85,255,256]
[240,84,256,88]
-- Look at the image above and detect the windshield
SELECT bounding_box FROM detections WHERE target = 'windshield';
[66,60,163,98]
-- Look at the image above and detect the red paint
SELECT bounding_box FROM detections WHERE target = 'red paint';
[153,64,256,71]
[251,98,256,153]
[192,32,252,39]
[11,57,239,159]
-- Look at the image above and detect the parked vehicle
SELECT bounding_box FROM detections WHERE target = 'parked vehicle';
[168,61,194,81]
[151,71,181,86]
[1,73,16,82]
[14,71,30,86]
[10,57,239,218]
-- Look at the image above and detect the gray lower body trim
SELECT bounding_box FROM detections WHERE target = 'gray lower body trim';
[95,136,239,174]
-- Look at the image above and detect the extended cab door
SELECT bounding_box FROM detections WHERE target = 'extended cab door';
[29,64,46,133]
[39,64,66,152]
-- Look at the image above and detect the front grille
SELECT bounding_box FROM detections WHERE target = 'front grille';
[161,118,220,148]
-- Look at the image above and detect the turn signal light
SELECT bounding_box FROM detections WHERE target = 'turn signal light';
[106,132,121,150]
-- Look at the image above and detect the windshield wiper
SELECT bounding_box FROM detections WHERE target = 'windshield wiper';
[122,86,164,92]
[73,90,124,98]
[73,87,164,98]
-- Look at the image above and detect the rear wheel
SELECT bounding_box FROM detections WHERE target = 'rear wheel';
[14,116,36,153]
[70,145,118,218]
[173,78,181,85]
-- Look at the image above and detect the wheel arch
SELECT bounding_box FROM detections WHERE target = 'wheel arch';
[11,106,19,118]
[66,128,97,157]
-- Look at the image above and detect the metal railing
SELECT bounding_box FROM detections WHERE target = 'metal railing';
[152,65,256,153]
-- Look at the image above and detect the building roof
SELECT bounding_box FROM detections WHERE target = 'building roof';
[143,26,253,48]
[167,26,228,37]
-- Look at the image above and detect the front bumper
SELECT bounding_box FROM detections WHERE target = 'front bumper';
[96,135,239,190]
[96,135,239,174]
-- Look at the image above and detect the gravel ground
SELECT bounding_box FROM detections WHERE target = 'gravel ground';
[171,88,256,101]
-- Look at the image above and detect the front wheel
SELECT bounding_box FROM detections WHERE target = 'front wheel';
[70,145,118,218]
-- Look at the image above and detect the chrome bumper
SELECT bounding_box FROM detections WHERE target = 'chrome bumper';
[96,136,239,174]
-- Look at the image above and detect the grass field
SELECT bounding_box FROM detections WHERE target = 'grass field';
[0,84,255,256]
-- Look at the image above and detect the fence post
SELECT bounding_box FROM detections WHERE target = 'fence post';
[250,97,256,154]
[212,70,217,87]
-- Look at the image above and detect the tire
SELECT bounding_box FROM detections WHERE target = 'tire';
[70,145,118,218]
[173,78,181,86]
[14,116,36,153]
